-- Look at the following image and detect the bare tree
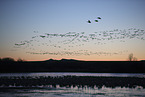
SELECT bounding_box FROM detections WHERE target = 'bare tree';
[128,53,138,61]
[17,58,23,62]
[17,58,26,62]
[133,57,138,61]
[128,53,133,61]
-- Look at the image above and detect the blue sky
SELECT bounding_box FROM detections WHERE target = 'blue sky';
[0,0,145,61]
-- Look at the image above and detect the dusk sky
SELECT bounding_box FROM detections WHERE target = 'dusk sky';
[0,0,145,61]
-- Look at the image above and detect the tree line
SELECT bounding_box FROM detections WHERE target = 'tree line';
[0,57,25,62]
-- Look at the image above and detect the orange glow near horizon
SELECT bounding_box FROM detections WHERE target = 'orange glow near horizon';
[0,0,145,61]
[1,53,143,61]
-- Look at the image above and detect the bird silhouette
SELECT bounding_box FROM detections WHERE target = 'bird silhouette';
[95,20,98,22]
[97,17,101,19]
[87,20,91,23]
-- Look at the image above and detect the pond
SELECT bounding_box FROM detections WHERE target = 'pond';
[0,73,145,97]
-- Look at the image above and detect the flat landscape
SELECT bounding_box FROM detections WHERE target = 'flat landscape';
[0,59,145,73]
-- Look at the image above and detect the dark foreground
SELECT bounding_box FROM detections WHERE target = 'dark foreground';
[0,59,145,73]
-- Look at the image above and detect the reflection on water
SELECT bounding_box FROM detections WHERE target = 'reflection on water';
[0,85,145,97]
[0,73,145,97]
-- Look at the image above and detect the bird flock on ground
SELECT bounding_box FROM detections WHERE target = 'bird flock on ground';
[13,27,145,56]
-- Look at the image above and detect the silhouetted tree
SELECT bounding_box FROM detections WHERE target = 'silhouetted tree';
[1,57,15,62]
[128,53,138,61]
[133,57,138,61]
[17,58,24,62]
[128,53,133,61]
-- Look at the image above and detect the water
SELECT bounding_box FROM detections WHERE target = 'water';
[0,73,145,97]
[1,86,145,97]
[0,72,145,78]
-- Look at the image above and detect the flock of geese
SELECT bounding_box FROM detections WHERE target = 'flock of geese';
[13,17,145,56]
[13,28,145,56]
